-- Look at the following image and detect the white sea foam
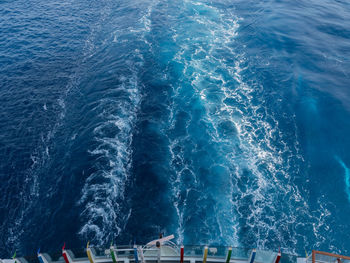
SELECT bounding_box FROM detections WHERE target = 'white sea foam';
[164,0,242,246]
[163,0,319,252]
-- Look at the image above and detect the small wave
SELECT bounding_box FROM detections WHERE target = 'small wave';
[335,156,350,203]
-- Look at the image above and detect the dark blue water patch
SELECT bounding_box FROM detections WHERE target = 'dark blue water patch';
[0,0,134,257]
[120,48,179,244]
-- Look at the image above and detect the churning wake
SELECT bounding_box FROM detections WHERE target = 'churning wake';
[73,0,339,253]
[156,0,306,250]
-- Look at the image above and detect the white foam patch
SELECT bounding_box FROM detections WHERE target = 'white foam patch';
[163,0,243,246]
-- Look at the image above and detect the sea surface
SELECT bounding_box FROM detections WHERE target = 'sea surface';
[1,0,350,258]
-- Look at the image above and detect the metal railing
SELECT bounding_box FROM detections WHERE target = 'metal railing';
[6,245,349,263]
[306,250,350,263]
[73,245,290,262]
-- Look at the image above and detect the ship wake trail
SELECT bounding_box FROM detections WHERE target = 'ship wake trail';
[77,0,155,245]
[164,0,243,245]
[160,0,312,250]
[78,74,140,243]
[0,0,119,254]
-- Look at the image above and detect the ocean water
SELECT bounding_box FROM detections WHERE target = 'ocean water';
[1,0,350,258]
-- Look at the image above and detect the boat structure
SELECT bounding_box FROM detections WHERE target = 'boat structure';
[1,235,349,263]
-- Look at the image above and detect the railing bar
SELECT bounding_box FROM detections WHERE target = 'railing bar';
[314,250,350,260]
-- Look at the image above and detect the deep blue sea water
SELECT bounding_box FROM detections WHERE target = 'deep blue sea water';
[1,0,350,258]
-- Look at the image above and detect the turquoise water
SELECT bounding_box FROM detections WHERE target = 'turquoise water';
[1,0,350,258]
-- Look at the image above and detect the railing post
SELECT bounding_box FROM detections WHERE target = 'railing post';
[203,246,208,263]
[312,250,315,263]
[274,251,281,263]
[37,252,46,263]
[156,241,161,263]
[37,250,50,263]
[137,246,145,263]
[226,247,232,263]
[62,243,70,263]
[180,246,184,263]
[249,249,256,263]
[37,254,45,263]
[110,246,117,263]
[134,245,139,263]
[86,242,95,263]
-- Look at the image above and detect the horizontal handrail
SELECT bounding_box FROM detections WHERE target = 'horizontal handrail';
[312,250,350,263]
